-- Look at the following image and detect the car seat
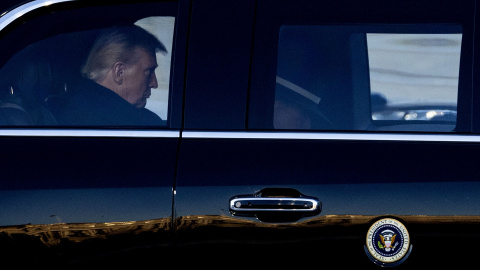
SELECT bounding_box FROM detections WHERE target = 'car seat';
[0,44,67,126]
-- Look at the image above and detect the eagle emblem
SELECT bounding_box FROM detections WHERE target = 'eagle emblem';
[365,218,411,266]
[378,229,397,252]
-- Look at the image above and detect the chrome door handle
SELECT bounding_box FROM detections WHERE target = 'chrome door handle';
[230,197,320,212]
[229,188,321,222]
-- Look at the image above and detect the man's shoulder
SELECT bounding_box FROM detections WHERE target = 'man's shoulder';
[70,78,122,104]
[55,78,163,126]
[138,108,164,124]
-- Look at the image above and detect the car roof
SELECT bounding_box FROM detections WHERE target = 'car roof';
[0,0,29,14]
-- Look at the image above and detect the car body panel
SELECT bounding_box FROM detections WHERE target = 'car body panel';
[0,0,186,267]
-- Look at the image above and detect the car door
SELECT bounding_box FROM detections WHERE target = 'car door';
[0,0,188,267]
[174,0,480,268]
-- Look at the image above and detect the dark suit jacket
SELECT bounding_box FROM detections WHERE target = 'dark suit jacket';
[53,78,163,127]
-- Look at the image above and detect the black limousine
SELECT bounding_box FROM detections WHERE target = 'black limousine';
[1,0,479,268]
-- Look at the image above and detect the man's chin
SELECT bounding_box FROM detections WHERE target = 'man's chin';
[135,100,148,108]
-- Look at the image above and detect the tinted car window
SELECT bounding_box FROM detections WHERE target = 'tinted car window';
[273,24,462,132]
[0,3,176,128]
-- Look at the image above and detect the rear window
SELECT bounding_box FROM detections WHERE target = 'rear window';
[272,24,462,132]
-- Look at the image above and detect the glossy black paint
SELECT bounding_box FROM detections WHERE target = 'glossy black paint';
[0,137,177,190]
[0,0,25,13]
[183,0,254,129]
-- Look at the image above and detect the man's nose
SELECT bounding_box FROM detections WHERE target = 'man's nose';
[150,73,158,89]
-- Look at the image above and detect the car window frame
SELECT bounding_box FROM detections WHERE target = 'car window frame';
[0,0,187,133]
[247,0,475,135]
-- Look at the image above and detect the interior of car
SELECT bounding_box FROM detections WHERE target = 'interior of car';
[0,1,177,127]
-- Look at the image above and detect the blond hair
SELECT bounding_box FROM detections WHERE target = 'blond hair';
[82,25,167,82]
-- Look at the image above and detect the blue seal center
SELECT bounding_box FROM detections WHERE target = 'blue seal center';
[371,223,405,258]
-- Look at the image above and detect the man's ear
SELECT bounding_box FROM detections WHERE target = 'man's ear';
[112,62,125,85]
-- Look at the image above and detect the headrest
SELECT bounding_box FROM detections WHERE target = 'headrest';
[0,45,54,102]
[0,46,58,125]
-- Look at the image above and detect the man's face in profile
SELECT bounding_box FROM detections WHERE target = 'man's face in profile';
[119,47,158,108]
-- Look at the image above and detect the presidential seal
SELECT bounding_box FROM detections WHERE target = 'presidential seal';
[365,218,411,266]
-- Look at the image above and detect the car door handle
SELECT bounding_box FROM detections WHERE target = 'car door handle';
[230,197,320,212]
[229,188,321,222]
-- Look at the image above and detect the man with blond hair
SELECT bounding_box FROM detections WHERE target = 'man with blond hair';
[58,25,166,126]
